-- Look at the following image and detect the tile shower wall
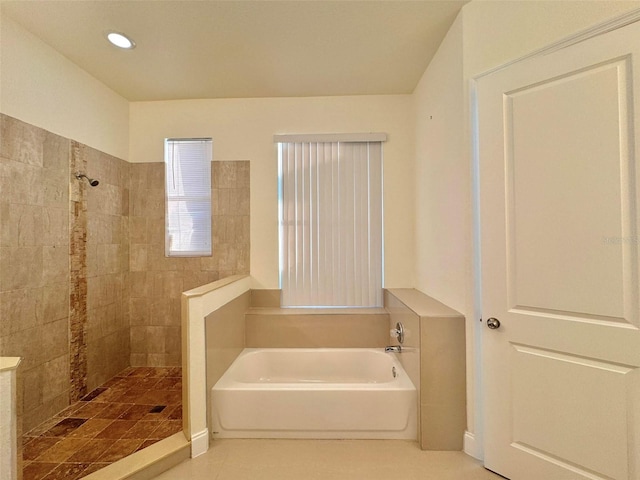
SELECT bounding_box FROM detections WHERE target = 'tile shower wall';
[0,114,130,434]
[1,113,250,430]
[1,115,72,434]
[84,145,130,392]
[129,161,249,367]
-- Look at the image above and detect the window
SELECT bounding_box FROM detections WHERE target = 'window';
[276,133,385,307]
[164,138,212,257]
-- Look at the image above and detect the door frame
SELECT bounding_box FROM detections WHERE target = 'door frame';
[468,7,640,463]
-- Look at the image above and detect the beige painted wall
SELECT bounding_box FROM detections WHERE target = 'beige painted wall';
[462,0,640,79]
[413,10,473,442]
[413,0,640,455]
[413,13,467,341]
[0,15,129,160]
[129,96,416,290]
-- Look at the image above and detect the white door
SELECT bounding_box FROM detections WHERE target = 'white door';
[477,19,640,480]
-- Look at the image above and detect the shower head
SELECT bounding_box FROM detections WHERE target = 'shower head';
[75,173,99,187]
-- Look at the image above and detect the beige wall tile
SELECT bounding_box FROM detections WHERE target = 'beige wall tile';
[211,189,220,216]
[0,202,11,246]
[120,243,130,273]
[147,244,181,271]
[42,355,70,403]
[110,214,123,243]
[147,162,164,186]
[121,187,130,216]
[217,189,231,216]
[86,214,107,245]
[146,189,165,219]
[98,244,121,275]
[165,326,181,354]
[217,243,237,272]
[1,203,44,247]
[43,206,69,246]
[148,298,174,326]
[1,326,43,370]
[18,205,45,246]
[42,245,69,284]
[129,326,147,353]
[41,318,69,362]
[147,218,164,243]
[199,254,218,272]
[245,311,389,348]
[12,204,45,247]
[236,188,250,216]
[43,131,69,171]
[146,353,167,367]
[250,289,281,308]
[130,298,150,326]
[420,401,467,451]
[129,271,151,298]
[130,353,147,367]
[205,291,249,429]
[384,290,421,440]
[235,244,249,274]
[422,320,465,450]
[0,115,45,166]
[0,288,41,336]
[212,215,226,244]
[218,162,237,189]
[43,180,69,208]
[420,316,466,407]
[7,160,44,205]
[1,246,43,291]
[130,189,149,217]
[152,271,183,299]
[145,326,166,354]
[147,353,180,367]
[237,162,250,188]
[129,217,147,244]
[41,282,69,323]
[22,365,43,411]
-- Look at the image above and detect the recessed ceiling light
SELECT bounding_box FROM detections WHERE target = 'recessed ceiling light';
[107,32,136,50]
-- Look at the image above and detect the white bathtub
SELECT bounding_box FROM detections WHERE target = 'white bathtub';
[210,348,417,439]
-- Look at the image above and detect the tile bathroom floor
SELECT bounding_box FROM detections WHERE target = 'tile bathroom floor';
[21,367,183,480]
[153,439,505,480]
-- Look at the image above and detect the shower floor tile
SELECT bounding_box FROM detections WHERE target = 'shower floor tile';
[22,366,183,480]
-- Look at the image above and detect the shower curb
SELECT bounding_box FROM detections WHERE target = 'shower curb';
[81,431,190,480]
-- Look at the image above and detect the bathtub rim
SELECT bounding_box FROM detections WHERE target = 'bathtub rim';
[212,347,417,391]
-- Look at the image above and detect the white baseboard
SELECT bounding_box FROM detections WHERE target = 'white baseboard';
[463,431,482,460]
[190,429,209,458]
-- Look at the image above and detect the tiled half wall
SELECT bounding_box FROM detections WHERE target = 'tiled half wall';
[385,289,467,450]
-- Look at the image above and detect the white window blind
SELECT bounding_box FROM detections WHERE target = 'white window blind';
[278,139,384,307]
[164,138,212,257]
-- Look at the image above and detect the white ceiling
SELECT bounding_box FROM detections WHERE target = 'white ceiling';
[1,0,468,101]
